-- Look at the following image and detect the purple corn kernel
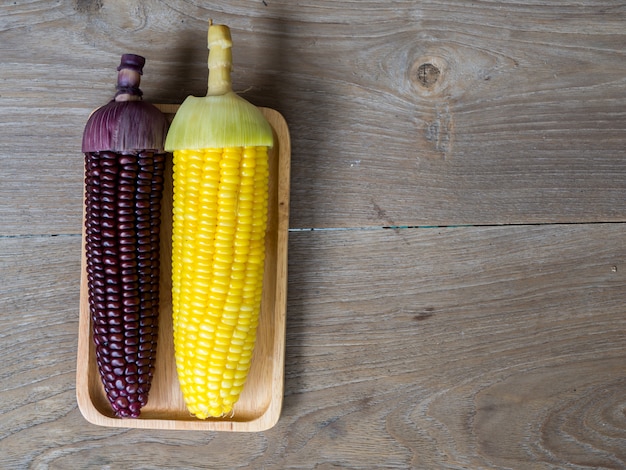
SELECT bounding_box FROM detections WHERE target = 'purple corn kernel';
[84,155,164,422]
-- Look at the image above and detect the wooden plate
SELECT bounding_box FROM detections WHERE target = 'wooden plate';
[76,106,290,431]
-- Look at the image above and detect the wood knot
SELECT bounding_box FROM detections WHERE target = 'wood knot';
[416,63,440,88]
[75,0,103,13]
[410,56,448,96]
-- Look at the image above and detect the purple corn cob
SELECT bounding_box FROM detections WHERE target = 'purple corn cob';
[82,54,168,418]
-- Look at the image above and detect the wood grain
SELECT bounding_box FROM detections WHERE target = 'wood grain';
[1,0,625,468]
[2,224,625,467]
[1,1,625,234]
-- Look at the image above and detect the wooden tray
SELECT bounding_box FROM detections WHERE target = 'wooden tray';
[76,106,290,431]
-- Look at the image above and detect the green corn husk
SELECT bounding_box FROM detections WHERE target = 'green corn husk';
[164,22,273,151]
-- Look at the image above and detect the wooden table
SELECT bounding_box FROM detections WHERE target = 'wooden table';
[1,2,624,468]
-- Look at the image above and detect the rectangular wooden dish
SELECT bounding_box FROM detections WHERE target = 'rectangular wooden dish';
[76,106,290,431]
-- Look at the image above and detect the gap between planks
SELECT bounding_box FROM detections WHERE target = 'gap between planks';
[289,220,626,232]
[2,221,626,238]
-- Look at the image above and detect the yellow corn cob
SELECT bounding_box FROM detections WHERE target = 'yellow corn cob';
[171,146,268,417]
[165,22,273,418]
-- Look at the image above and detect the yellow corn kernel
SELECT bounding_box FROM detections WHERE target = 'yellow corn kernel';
[171,146,269,419]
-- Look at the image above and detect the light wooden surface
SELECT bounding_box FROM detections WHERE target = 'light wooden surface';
[1,1,625,468]
[76,107,290,431]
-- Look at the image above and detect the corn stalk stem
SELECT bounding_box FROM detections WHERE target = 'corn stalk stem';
[207,23,233,96]
[115,68,142,102]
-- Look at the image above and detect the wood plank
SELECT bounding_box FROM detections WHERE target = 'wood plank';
[283,224,626,468]
[1,224,624,467]
[1,1,625,234]
[0,234,82,466]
